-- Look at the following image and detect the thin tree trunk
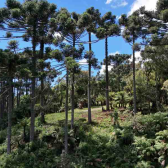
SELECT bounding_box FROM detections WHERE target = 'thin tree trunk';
[30,24,37,142]
[2,96,4,119]
[6,96,8,115]
[88,32,92,123]
[65,68,69,154]
[0,100,2,126]
[17,86,19,108]
[105,37,109,111]
[23,125,26,142]
[0,82,3,126]
[133,36,137,114]
[7,67,13,154]
[19,86,21,104]
[40,40,45,123]
[26,79,28,95]
[117,67,120,92]
[71,34,75,129]
[60,88,63,107]
[155,70,159,111]
[146,74,150,111]
[12,85,14,110]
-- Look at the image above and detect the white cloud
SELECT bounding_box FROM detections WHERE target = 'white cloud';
[116,15,121,20]
[63,39,69,44]
[129,51,142,64]
[79,59,88,65]
[109,51,120,55]
[105,0,128,8]
[105,0,113,4]
[128,0,157,15]
[119,0,128,7]
[54,32,62,38]
[100,65,113,75]
[111,0,128,8]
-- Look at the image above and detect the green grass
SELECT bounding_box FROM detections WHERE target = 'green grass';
[39,106,112,139]
[45,106,104,125]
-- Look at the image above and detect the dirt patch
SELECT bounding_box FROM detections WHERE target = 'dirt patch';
[77,108,130,123]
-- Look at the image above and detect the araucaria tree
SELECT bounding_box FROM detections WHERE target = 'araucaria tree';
[96,12,120,111]
[6,0,57,141]
[56,9,85,129]
[109,53,131,92]
[139,0,168,110]
[119,11,143,114]
[36,1,57,124]
[78,7,100,123]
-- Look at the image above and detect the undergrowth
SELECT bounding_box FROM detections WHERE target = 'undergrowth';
[0,110,168,168]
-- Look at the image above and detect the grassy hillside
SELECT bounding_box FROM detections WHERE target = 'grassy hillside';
[0,108,168,168]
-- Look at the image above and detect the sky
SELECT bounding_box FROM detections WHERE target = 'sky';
[0,0,158,75]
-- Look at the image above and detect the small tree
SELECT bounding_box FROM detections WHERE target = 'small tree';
[109,53,131,92]
[50,43,84,154]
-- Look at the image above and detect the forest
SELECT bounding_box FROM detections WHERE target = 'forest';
[0,0,168,167]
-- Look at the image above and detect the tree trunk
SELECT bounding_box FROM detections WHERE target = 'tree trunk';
[88,32,92,123]
[65,68,69,154]
[18,86,21,105]
[0,101,2,126]
[17,87,20,108]
[26,79,28,95]
[12,85,14,110]
[0,82,4,126]
[117,67,120,92]
[40,40,45,123]
[71,34,75,129]
[105,37,109,111]
[155,70,159,111]
[60,88,63,107]
[146,74,151,112]
[7,66,13,154]
[133,36,137,114]
[6,96,8,115]
[23,125,26,142]
[2,96,5,119]
[30,24,37,142]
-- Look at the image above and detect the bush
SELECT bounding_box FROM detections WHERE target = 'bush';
[135,161,153,168]
[133,112,168,138]
[1,111,168,168]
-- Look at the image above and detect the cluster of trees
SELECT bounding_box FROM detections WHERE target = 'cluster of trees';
[1,0,168,156]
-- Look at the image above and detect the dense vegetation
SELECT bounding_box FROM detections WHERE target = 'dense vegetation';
[0,0,168,167]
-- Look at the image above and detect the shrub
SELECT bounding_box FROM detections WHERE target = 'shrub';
[133,112,168,138]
